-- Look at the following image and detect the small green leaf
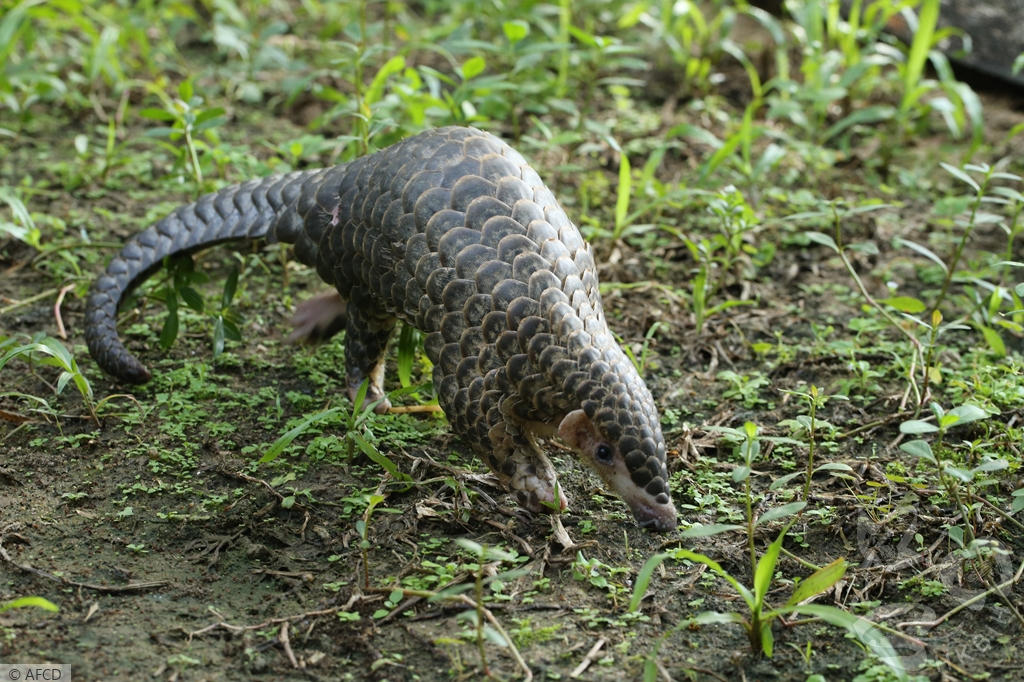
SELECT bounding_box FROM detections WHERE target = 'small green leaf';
[0,596,59,614]
[482,623,509,647]
[37,337,73,367]
[948,525,964,548]
[221,317,241,341]
[159,303,179,349]
[760,619,775,657]
[679,523,743,538]
[899,419,937,434]
[352,431,413,484]
[880,296,926,313]
[787,604,904,678]
[139,107,176,121]
[365,55,405,106]
[753,534,784,606]
[629,551,671,612]
[769,471,804,490]
[846,240,880,255]
[971,458,1008,475]
[947,404,989,426]
[502,19,529,43]
[178,77,194,101]
[803,231,839,252]
[894,237,949,271]
[213,317,225,357]
[461,56,485,80]
[180,286,204,312]
[977,325,1006,356]
[940,162,980,192]
[614,151,631,238]
[786,558,847,606]
[756,501,806,527]
[943,465,972,483]
[899,439,935,463]
[194,106,225,126]
[396,323,417,388]
[222,266,239,307]
[260,408,342,463]
[813,462,855,473]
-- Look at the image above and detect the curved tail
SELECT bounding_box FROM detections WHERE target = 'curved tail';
[84,169,326,383]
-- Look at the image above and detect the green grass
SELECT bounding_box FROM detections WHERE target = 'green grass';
[2,0,1023,679]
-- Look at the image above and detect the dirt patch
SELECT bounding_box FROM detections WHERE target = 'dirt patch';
[3,22,1024,682]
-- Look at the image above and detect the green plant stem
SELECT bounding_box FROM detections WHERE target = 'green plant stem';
[779,546,825,572]
[556,0,570,98]
[474,564,489,675]
[832,207,925,411]
[393,588,532,680]
[919,312,942,423]
[803,389,817,502]
[929,176,986,317]
[745,456,756,578]
[929,430,976,547]
[967,492,1024,533]
[183,124,202,191]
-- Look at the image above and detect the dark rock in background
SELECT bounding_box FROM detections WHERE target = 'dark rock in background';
[936,0,1024,89]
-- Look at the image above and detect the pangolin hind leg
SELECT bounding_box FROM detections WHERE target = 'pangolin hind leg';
[342,287,397,414]
[288,290,349,343]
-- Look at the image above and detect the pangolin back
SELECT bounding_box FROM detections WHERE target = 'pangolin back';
[85,126,678,530]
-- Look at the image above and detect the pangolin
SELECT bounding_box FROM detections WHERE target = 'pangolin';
[84,126,678,530]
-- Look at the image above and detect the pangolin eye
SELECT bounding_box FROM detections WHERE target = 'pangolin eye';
[594,443,614,464]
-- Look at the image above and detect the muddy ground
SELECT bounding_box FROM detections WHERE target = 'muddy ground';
[3,49,1024,682]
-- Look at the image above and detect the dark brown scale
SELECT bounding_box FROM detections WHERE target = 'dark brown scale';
[462,294,492,327]
[511,199,545,226]
[531,271,562,300]
[443,280,476,313]
[492,278,528,310]
[455,245,496,279]
[459,327,485,358]
[456,357,478,388]
[426,210,468,249]
[83,126,676,531]
[475,260,513,295]
[496,177,533,205]
[414,188,451,230]
[496,233,535,262]
[481,215,525,245]
[451,175,495,211]
[440,310,466,343]
[495,330,519,361]
[439,228,482,266]
[477,346,503,374]
[465,196,511,230]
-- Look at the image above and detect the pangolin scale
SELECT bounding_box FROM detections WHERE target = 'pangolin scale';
[84,126,678,530]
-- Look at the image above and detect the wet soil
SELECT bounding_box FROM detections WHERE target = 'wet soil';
[2,81,1024,682]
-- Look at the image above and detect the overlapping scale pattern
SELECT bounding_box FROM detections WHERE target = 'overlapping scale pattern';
[84,127,674,527]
